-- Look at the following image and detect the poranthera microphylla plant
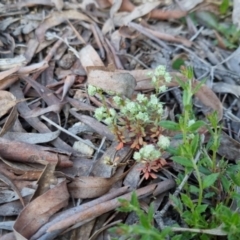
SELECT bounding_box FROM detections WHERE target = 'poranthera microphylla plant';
[90,66,240,239]
[88,66,172,179]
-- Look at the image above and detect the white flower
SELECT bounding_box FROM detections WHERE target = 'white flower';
[109,108,116,117]
[104,117,113,125]
[157,135,170,149]
[157,104,163,115]
[125,102,138,114]
[159,85,167,93]
[107,90,115,95]
[136,112,149,122]
[140,144,161,161]
[88,85,97,96]
[188,119,195,127]
[150,149,161,160]
[113,96,122,106]
[164,72,172,83]
[136,93,147,103]
[120,106,128,115]
[140,144,155,158]
[133,152,141,161]
[94,106,106,121]
[149,94,159,105]
[152,76,157,83]
[155,65,166,76]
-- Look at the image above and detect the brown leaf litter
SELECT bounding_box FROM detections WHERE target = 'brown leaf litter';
[0,0,239,239]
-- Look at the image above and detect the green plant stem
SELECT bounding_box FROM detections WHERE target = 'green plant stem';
[192,159,203,206]
[211,134,218,172]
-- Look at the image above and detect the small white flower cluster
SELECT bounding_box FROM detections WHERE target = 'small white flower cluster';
[88,85,116,96]
[94,106,116,125]
[88,85,98,96]
[149,65,172,93]
[94,106,107,121]
[133,144,161,162]
[112,93,164,123]
[113,96,122,106]
[157,135,170,149]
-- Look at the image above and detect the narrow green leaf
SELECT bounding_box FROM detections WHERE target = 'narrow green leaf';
[181,193,194,210]
[229,172,240,187]
[192,80,205,94]
[221,175,231,192]
[131,191,139,208]
[195,204,208,214]
[219,0,229,14]
[171,156,193,168]
[170,194,183,213]
[188,121,205,132]
[191,134,199,155]
[182,91,188,107]
[202,173,220,189]
[159,120,180,131]
[189,185,199,194]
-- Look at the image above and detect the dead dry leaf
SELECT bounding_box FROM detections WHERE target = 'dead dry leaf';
[31,186,129,240]
[48,180,175,232]
[212,82,240,97]
[0,173,25,207]
[68,168,131,199]
[217,131,240,161]
[35,10,93,42]
[13,180,69,239]
[69,109,115,141]
[79,45,104,70]
[0,66,20,80]
[0,90,16,118]
[0,106,18,137]
[88,69,136,98]
[0,55,27,71]
[0,138,73,167]
[3,130,60,144]
[30,163,57,201]
[115,2,161,25]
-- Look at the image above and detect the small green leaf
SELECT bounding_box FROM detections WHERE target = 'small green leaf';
[181,193,194,210]
[188,120,205,132]
[131,191,140,208]
[195,11,219,30]
[202,173,220,189]
[192,81,204,94]
[189,185,199,194]
[219,0,229,14]
[175,76,186,89]
[221,175,231,192]
[204,192,215,198]
[195,204,208,214]
[159,120,180,131]
[191,135,199,155]
[229,172,240,187]
[170,194,183,213]
[172,58,185,70]
[171,156,193,168]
